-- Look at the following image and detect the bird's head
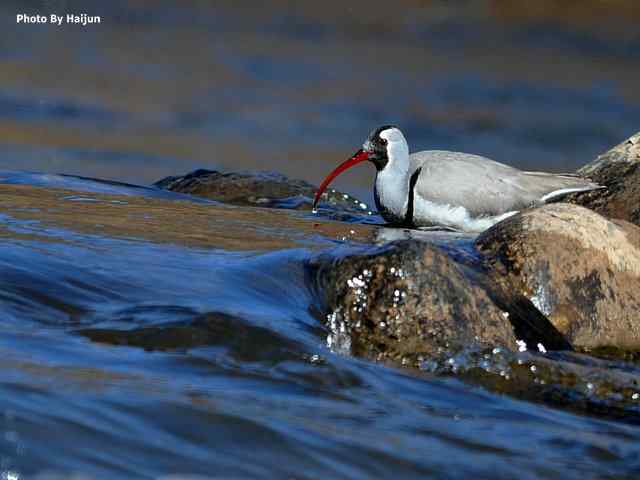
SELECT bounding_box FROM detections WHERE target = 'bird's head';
[313,125,408,209]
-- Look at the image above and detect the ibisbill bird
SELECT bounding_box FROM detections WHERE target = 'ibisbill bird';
[313,125,602,232]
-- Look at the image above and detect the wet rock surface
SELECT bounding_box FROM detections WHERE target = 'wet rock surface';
[307,239,576,367]
[433,347,640,425]
[154,169,375,220]
[0,182,375,251]
[565,131,640,225]
[477,202,640,350]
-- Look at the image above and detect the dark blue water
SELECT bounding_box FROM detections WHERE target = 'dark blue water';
[1,1,640,478]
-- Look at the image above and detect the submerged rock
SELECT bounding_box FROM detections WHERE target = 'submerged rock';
[429,346,640,425]
[307,239,570,367]
[78,311,303,363]
[154,169,373,216]
[477,203,640,350]
[565,131,640,225]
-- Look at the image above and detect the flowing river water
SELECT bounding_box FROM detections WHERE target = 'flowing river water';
[2,1,640,478]
[1,172,640,479]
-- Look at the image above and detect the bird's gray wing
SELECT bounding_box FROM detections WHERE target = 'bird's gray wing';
[517,171,602,202]
[410,150,600,216]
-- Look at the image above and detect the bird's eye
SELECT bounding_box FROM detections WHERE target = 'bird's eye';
[380,138,388,146]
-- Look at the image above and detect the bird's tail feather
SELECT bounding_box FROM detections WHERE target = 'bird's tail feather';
[523,171,586,180]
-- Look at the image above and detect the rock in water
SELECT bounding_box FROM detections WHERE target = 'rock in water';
[307,240,521,366]
[566,131,640,225]
[477,203,640,350]
[154,169,372,215]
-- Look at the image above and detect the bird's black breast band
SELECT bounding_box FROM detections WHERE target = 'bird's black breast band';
[403,167,422,227]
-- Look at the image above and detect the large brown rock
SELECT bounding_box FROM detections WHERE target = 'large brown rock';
[307,239,571,367]
[477,203,640,350]
[566,131,640,225]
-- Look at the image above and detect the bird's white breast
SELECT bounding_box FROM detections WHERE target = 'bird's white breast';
[375,166,409,220]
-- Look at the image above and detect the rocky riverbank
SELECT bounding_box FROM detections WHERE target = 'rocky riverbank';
[565,131,640,225]
[155,131,640,367]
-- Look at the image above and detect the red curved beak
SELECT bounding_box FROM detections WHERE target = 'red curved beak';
[313,149,369,209]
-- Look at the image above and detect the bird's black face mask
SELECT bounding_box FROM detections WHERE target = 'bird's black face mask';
[364,124,398,171]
